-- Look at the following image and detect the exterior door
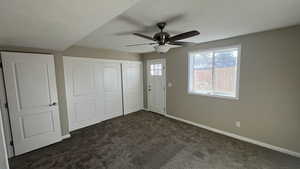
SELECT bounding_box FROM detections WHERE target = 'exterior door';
[2,52,62,155]
[122,62,143,115]
[147,59,166,114]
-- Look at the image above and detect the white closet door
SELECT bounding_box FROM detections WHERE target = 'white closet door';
[122,62,143,115]
[64,57,104,131]
[103,63,123,120]
[2,52,62,155]
[64,57,124,131]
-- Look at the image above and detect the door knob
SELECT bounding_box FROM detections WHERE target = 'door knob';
[49,102,57,106]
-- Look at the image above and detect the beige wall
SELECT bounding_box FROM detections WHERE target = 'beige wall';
[0,45,141,135]
[142,26,300,153]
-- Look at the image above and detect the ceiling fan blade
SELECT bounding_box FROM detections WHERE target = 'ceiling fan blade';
[126,42,157,47]
[133,33,155,41]
[166,30,183,35]
[116,29,181,36]
[168,41,197,46]
[169,30,200,42]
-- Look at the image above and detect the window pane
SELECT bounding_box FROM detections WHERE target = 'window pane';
[150,64,154,70]
[150,70,154,76]
[192,52,213,93]
[157,64,162,69]
[214,48,238,96]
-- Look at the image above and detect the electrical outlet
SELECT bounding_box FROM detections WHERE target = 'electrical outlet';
[235,121,241,128]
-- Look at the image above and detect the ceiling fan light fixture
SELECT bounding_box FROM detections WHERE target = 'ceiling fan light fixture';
[154,45,169,53]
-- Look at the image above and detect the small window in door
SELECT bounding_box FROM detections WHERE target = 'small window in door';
[150,64,162,76]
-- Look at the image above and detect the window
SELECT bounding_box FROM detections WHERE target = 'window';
[188,46,240,99]
[150,64,162,76]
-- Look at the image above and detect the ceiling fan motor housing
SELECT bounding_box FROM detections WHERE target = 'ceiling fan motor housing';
[154,32,170,45]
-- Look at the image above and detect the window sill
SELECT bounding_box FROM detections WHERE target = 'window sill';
[188,91,239,101]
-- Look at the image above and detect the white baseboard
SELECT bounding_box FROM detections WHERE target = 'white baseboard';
[61,134,71,140]
[165,113,300,158]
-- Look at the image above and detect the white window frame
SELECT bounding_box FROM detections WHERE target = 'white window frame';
[188,45,241,100]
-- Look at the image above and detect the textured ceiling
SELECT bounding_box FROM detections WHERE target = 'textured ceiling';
[0,0,140,50]
[76,0,300,53]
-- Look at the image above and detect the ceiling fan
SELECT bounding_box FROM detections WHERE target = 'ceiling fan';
[127,22,200,53]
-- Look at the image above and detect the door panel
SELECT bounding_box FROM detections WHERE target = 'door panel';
[122,63,143,114]
[72,63,95,96]
[15,62,50,109]
[64,58,123,130]
[64,58,104,131]
[22,112,54,138]
[147,59,166,114]
[1,52,61,155]
[103,63,123,120]
[74,101,97,123]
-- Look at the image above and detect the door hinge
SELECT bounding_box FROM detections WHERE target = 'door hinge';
[10,140,14,146]
[5,103,8,109]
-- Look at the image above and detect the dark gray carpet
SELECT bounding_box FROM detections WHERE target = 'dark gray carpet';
[10,111,300,169]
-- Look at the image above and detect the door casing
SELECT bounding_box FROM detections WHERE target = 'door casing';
[0,64,14,157]
[0,107,10,169]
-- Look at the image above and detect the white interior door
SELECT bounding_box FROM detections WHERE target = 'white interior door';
[147,59,166,114]
[0,109,9,169]
[64,57,104,131]
[103,63,123,120]
[64,57,123,131]
[122,62,143,115]
[1,52,62,156]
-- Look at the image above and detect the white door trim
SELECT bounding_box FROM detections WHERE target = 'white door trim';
[0,66,14,157]
[146,58,166,115]
[0,109,10,169]
[63,56,142,64]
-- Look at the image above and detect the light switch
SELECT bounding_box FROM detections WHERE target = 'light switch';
[168,82,172,87]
